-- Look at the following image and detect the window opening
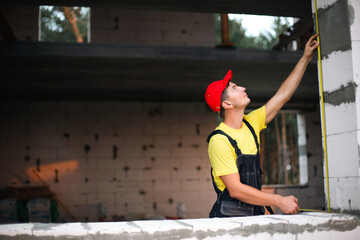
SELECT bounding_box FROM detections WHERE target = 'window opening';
[214,13,297,50]
[39,6,90,43]
[260,112,308,185]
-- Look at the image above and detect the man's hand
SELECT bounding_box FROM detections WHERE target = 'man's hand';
[221,173,300,215]
[277,195,300,214]
[303,33,320,61]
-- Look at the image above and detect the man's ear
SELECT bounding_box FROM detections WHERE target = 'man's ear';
[222,100,232,110]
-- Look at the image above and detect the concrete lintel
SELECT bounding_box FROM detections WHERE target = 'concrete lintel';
[0,41,308,63]
[0,213,359,239]
[0,42,318,103]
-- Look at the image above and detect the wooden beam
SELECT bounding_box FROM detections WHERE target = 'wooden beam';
[219,13,234,48]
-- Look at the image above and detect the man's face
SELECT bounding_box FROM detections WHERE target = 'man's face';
[224,82,250,109]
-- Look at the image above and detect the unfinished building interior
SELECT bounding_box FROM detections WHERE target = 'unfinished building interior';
[0,0,359,239]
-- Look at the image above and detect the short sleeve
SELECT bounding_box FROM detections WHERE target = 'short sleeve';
[208,135,238,177]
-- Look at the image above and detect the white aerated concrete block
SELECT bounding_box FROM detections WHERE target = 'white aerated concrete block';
[154,180,180,192]
[144,124,170,136]
[144,169,171,180]
[326,131,359,178]
[67,113,97,124]
[91,8,214,46]
[353,43,360,130]
[172,169,199,180]
[133,219,191,234]
[170,124,199,136]
[8,136,35,147]
[1,213,360,239]
[322,50,354,92]
[29,124,57,136]
[0,223,34,236]
[0,125,28,137]
[68,182,97,194]
[86,102,115,113]
[37,136,65,147]
[30,113,67,124]
[0,101,28,113]
[58,101,87,113]
[353,41,360,85]
[124,136,153,147]
[124,157,151,169]
[144,146,171,158]
[29,102,59,113]
[314,0,341,11]
[115,124,144,136]
[87,221,141,235]
[349,0,360,41]
[33,222,87,237]
[57,124,89,136]
[328,177,360,210]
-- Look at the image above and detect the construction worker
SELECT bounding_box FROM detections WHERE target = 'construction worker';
[205,33,319,217]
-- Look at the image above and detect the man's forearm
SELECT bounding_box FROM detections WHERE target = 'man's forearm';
[276,56,312,102]
[221,171,300,214]
[264,34,319,125]
[229,181,282,207]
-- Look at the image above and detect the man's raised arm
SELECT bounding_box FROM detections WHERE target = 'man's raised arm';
[265,33,319,125]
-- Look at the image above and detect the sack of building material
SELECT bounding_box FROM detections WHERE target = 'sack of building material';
[27,198,51,223]
[0,198,18,223]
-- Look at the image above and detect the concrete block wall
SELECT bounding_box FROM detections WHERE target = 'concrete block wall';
[0,6,214,46]
[91,8,215,47]
[0,101,324,221]
[0,6,39,41]
[0,101,218,222]
[312,0,360,213]
[1,213,359,240]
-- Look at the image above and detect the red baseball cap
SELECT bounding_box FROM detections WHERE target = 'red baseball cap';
[205,70,232,113]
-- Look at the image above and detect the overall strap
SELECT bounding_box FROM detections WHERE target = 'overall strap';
[242,119,273,215]
[242,119,259,154]
[210,167,222,195]
[266,206,274,214]
[207,130,242,198]
[207,129,242,155]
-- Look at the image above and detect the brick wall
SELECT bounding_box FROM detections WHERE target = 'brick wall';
[0,101,324,221]
[91,8,215,47]
[0,6,39,41]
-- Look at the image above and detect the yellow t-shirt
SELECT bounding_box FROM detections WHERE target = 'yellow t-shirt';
[208,106,267,191]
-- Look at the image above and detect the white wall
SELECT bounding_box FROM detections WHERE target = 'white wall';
[312,0,360,212]
[91,8,215,46]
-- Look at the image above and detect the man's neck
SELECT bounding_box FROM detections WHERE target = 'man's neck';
[222,109,245,129]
